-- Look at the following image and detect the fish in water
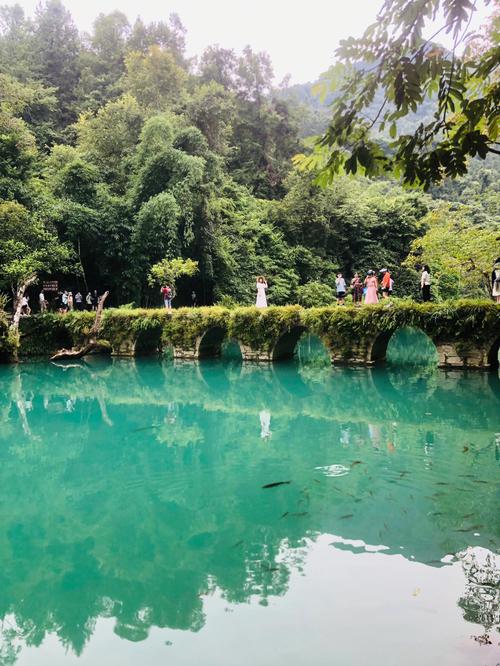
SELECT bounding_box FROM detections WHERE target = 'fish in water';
[399,471,408,478]
[462,513,474,519]
[280,512,289,519]
[132,425,161,432]
[262,481,291,489]
[289,511,308,517]
[340,514,354,519]
[453,525,484,533]
[435,482,448,486]
[232,540,244,548]
[463,446,469,453]
[351,460,363,467]
[262,565,279,572]
[472,479,488,484]
[430,511,443,516]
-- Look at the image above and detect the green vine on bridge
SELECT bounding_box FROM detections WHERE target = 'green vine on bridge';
[9,300,499,363]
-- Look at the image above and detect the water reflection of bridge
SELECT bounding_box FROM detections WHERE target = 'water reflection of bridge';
[2,358,498,432]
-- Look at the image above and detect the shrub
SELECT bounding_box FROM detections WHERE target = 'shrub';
[297,282,335,308]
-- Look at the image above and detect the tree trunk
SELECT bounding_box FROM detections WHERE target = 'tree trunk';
[50,291,109,361]
[10,276,37,334]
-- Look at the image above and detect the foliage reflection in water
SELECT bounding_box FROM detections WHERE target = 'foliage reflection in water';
[0,344,498,665]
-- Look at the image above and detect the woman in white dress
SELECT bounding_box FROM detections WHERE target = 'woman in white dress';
[255,276,268,308]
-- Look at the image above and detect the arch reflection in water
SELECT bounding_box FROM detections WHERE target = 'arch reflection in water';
[0,358,498,665]
[386,326,438,366]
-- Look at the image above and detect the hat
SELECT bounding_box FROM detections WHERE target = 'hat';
[367,270,374,275]
[379,268,387,273]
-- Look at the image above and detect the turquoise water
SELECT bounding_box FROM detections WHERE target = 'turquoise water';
[0,346,499,665]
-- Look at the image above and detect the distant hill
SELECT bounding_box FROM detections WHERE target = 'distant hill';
[278,77,436,138]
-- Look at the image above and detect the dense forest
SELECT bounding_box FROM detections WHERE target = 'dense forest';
[0,0,498,307]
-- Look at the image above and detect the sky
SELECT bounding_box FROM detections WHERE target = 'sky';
[7,0,492,84]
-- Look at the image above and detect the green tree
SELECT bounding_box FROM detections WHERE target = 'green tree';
[148,257,198,298]
[0,200,73,333]
[297,281,335,307]
[127,14,186,64]
[134,192,181,266]
[270,172,429,286]
[123,46,187,113]
[0,108,37,202]
[76,11,130,110]
[75,94,144,190]
[184,82,236,154]
[32,0,82,134]
[404,204,500,298]
[297,0,499,188]
[198,45,237,89]
[229,97,300,198]
[0,72,57,148]
[0,3,34,81]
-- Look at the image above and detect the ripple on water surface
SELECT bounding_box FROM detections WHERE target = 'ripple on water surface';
[0,357,498,666]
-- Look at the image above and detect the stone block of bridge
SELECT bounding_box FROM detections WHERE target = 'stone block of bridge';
[110,338,137,357]
[330,338,374,366]
[435,341,492,369]
[239,344,273,362]
[173,346,199,360]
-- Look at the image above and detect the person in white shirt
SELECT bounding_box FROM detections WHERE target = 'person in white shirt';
[336,273,346,305]
[21,295,31,316]
[39,290,47,312]
[421,265,431,302]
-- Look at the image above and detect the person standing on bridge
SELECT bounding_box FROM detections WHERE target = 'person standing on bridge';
[336,273,346,305]
[421,265,431,302]
[161,285,173,309]
[74,291,83,310]
[256,276,268,308]
[364,271,379,304]
[492,258,500,303]
[350,273,363,305]
[380,269,393,298]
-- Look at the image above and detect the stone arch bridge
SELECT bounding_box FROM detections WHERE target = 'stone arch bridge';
[16,302,500,369]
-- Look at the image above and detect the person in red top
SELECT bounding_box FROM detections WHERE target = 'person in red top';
[380,269,393,299]
[161,285,173,309]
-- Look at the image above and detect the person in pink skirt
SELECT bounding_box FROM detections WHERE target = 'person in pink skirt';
[364,270,379,304]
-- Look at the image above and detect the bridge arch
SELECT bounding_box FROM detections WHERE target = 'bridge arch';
[196,326,242,359]
[371,326,438,366]
[272,326,307,361]
[221,338,243,362]
[197,326,225,358]
[295,333,332,367]
[487,336,500,370]
[135,324,163,355]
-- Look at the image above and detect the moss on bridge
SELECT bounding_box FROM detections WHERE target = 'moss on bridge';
[10,300,500,368]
